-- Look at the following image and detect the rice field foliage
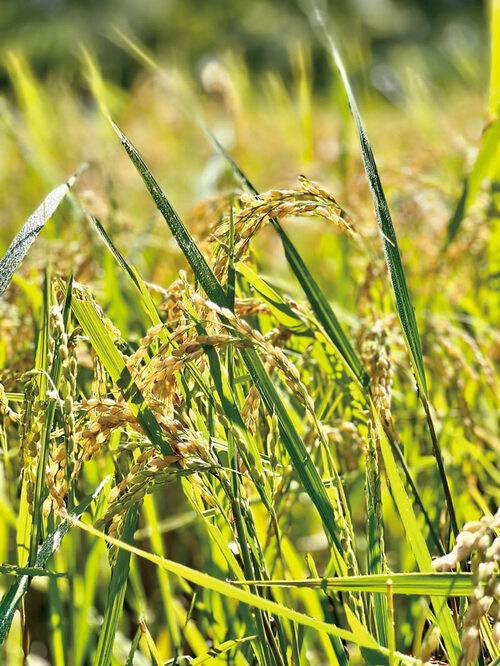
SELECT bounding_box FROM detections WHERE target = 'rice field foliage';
[0,8,499,666]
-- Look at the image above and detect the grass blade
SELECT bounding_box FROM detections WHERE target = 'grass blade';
[86,214,141,291]
[188,635,257,664]
[0,565,65,577]
[111,121,228,308]
[74,518,419,665]
[227,572,482,596]
[93,504,139,666]
[377,429,461,664]
[0,170,80,298]
[443,119,500,250]
[0,478,108,644]
[366,426,388,647]
[315,16,459,539]
[319,31,428,399]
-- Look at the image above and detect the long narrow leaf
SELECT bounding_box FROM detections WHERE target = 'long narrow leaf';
[316,15,459,540]
[318,27,428,398]
[444,119,500,249]
[0,564,65,577]
[0,478,108,644]
[0,169,81,298]
[94,504,139,666]
[378,429,461,663]
[74,518,420,665]
[86,214,141,290]
[227,572,483,596]
[111,121,228,308]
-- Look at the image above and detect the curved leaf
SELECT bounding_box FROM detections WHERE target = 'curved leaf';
[0,169,81,298]
[0,478,107,644]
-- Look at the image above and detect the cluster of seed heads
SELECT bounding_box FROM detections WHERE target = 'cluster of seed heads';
[156,274,271,321]
[98,413,217,529]
[44,307,79,517]
[19,372,44,514]
[76,400,139,462]
[212,177,355,280]
[157,275,191,325]
[131,329,243,384]
[191,292,361,587]
[241,385,260,433]
[190,293,318,416]
[359,319,393,422]
[323,420,368,458]
[433,509,500,664]
[99,447,177,526]
[0,382,18,425]
[76,398,185,467]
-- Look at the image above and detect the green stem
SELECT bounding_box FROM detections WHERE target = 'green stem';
[421,398,459,539]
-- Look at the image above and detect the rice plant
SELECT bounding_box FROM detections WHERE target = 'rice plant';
[0,5,498,666]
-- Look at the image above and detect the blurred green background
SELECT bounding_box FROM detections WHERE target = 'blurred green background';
[0,0,488,95]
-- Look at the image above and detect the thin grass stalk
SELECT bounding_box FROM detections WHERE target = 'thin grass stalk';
[93,503,139,666]
[366,419,389,648]
[28,271,51,564]
[387,579,395,666]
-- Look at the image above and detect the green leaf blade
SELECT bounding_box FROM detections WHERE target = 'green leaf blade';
[0,170,80,298]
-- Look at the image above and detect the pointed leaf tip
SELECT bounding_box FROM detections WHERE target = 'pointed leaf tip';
[0,170,81,298]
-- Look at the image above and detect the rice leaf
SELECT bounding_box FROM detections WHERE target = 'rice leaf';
[442,0,500,249]
[320,30,428,399]
[318,20,459,540]
[0,564,65,577]
[28,272,52,562]
[181,634,256,665]
[93,504,139,666]
[111,120,229,308]
[236,261,307,332]
[227,572,482,596]
[0,478,108,644]
[14,279,52,570]
[124,625,142,666]
[366,430,389,647]
[142,496,181,650]
[0,169,80,298]
[377,430,461,664]
[139,617,164,666]
[86,214,141,290]
[74,518,418,665]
